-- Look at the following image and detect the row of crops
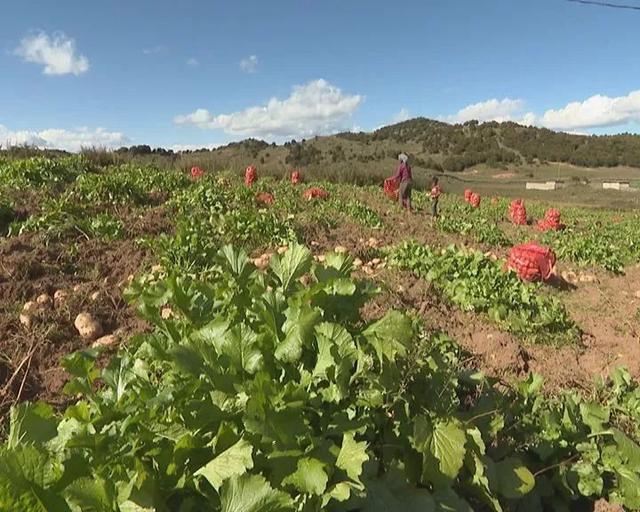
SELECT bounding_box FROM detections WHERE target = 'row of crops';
[1,156,640,510]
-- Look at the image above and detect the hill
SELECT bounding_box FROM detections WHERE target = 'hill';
[170,118,640,172]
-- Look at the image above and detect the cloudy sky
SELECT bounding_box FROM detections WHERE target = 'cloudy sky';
[1,0,639,151]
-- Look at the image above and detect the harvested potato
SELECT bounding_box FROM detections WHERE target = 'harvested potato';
[22,301,38,314]
[91,334,119,349]
[74,313,103,341]
[54,290,70,306]
[19,313,32,328]
[36,294,52,308]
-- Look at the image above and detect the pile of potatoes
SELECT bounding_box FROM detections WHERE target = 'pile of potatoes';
[19,288,118,349]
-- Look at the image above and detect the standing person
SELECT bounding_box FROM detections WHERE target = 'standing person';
[430,176,442,218]
[391,153,412,210]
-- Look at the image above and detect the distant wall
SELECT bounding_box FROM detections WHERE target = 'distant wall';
[526,181,558,191]
[603,182,630,191]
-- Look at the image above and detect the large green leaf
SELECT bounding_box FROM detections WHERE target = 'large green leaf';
[64,477,116,512]
[7,402,58,449]
[362,311,413,364]
[612,428,640,471]
[282,457,328,496]
[494,457,535,499]
[270,244,312,291]
[579,402,610,434]
[336,433,369,483]
[275,305,321,364]
[351,468,435,512]
[0,446,69,512]
[217,325,263,375]
[220,474,293,512]
[413,417,466,483]
[195,438,254,490]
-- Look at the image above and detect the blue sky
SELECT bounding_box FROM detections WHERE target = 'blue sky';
[1,0,640,151]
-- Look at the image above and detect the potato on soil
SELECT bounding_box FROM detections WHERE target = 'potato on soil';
[54,290,70,306]
[91,334,119,349]
[19,313,33,328]
[36,294,52,308]
[74,313,104,341]
[22,301,38,314]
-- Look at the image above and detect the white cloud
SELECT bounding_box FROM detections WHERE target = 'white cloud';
[447,98,533,124]
[239,55,258,73]
[186,57,199,67]
[14,31,89,76]
[392,108,411,123]
[174,79,364,139]
[539,91,640,130]
[0,125,129,152]
[143,45,165,55]
[169,143,224,152]
[447,90,640,131]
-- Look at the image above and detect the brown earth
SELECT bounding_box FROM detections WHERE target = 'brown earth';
[0,232,153,423]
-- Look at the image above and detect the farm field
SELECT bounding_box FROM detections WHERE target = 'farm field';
[2,156,640,510]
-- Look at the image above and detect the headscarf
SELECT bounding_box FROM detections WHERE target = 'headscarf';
[398,153,408,164]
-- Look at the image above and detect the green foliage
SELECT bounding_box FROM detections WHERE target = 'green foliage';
[3,244,640,510]
[0,156,90,189]
[435,199,510,246]
[71,164,189,205]
[13,197,124,242]
[389,240,577,343]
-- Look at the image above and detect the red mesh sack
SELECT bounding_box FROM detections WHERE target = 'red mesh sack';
[245,165,258,186]
[255,192,275,206]
[291,171,300,185]
[464,189,473,203]
[384,178,399,200]
[303,187,329,201]
[509,199,527,225]
[537,208,564,231]
[190,166,205,180]
[507,242,556,282]
[469,192,481,208]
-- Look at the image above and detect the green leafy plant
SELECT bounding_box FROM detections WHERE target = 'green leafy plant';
[389,240,578,343]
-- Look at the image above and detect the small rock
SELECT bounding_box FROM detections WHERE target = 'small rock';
[353,258,363,268]
[74,313,103,341]
[22,300,38,314]
[19,313,32,328]
[371,258,381,266]
[579,273,597,283]
[73,284,83,293]
[316,254,326,263]
[90,291,101,301]
[91,334,119,349]
[310,241,319,247]
[561,271,578,284]
[160,306,173,319]
[334,246,347,254]
[362,266,374,276]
